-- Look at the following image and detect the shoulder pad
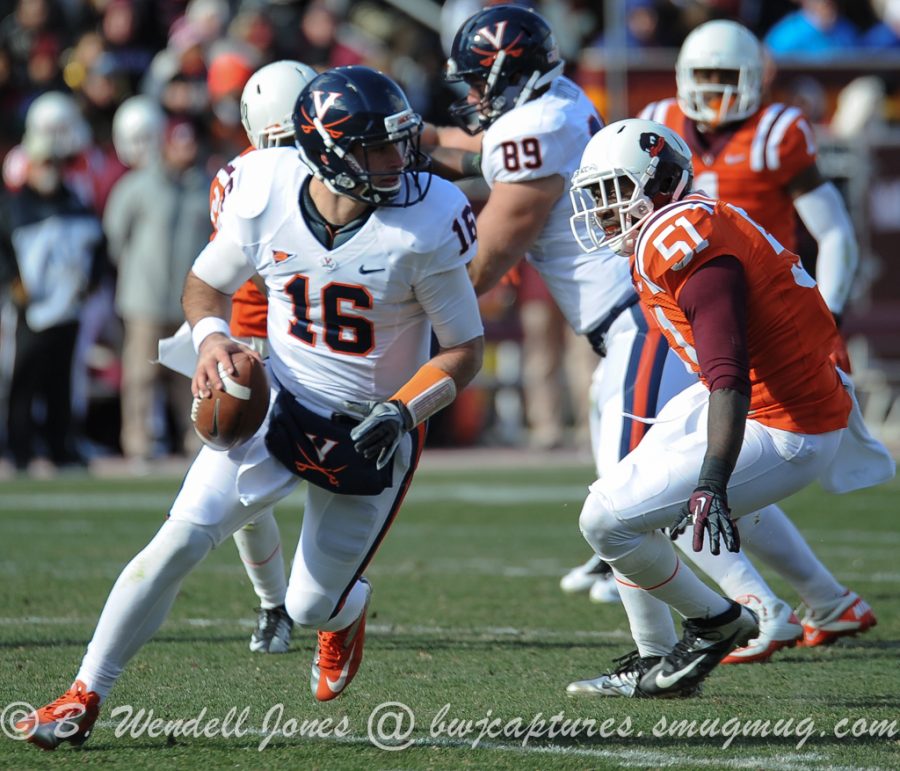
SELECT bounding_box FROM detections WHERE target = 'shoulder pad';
[226,148,302,220]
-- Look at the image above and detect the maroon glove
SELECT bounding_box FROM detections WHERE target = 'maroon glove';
[670,487,740,555]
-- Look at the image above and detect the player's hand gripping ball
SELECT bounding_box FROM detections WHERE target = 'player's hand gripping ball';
[191,352,270,450]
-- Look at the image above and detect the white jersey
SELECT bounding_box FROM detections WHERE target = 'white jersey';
[192,148,483,417]
[481,76,634,335]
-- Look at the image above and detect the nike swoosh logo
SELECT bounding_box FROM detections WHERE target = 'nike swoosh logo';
[210,400,220,438]
[325,644,355,692]
[724,154,745,164]
[654,656,705,690]
[359,266,385,275]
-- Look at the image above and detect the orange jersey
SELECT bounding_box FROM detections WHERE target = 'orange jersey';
[632,194,850,435]
[209,146,268,339]
[639,99,816,253]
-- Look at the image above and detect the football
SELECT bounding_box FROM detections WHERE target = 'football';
[191,352,270,451]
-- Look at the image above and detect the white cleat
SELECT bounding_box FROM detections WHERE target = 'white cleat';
[561,554,614,594]
[722,595,802,664]
[589,574,621,604]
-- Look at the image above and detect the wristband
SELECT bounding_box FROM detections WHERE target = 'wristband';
[390,363,457,427]
[191,317,231,353]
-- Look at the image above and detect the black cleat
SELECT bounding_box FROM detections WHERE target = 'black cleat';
[638,601,758,697]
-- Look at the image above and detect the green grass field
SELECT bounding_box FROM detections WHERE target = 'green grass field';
[1,458,897,770]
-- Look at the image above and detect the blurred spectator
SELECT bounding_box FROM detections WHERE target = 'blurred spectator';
[98,0,156,91]
[591,0,681,49]
[0,0,68,89]
[0,44,22,152]
[293,0,365,69]
[764,0,859,56]
[862,0,900,48]
[142,19,209,119]
[0,95,105,472]
[102,117,209,462]
[226,7,280,65]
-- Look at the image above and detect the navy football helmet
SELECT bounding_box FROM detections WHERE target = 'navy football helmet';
[293,66,431,206]
[444,4,564,135]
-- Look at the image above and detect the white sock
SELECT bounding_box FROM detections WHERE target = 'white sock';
[676,526,781,606]
[317,580,369,633]
[76,520,214,701]
[740,504,846,609]
[613,571,678,657]
[603,530,732,620]
[232,509,286,609]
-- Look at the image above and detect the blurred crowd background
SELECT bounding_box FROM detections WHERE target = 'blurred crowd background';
[1,0,900,474]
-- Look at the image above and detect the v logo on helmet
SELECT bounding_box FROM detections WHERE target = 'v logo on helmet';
[477,21,508,50]
[312,90,341,116]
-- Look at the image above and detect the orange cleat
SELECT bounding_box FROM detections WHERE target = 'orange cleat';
[797,591,877,648]
[722,596,803,664]
[310,581,371,701]
[15,680,100,750]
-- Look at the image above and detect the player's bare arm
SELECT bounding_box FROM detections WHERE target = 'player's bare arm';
[183,270,259,398]
[467,175,564,295]
[425,335,484,394]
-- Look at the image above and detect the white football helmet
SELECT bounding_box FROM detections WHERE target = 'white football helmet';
[240,60,317,149]
[569,119,693,256]
[112,96,166,168]
[676,19,763,127]
[22,92,91,162]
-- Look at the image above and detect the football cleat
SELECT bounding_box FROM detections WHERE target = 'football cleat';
[311,580,371,702]
[14,680,100,750]
[589,573,621,604]
[249,604,293,654]
[722,595,802,664]
[638,601,758,697]
[567,650,662,698]
[796,591,877,647]
[560,554,613,594]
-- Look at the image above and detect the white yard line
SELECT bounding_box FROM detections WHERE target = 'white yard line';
[84,719,883,771]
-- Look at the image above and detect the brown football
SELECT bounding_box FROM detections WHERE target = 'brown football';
[191,352,270,451]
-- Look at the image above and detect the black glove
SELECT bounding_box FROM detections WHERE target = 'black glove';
[670,486,740,555]
[345,400,412,470]
[585,325,607,358]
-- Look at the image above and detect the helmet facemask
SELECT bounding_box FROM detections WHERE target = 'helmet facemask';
[570,167,654,256]
[678,65,761,128]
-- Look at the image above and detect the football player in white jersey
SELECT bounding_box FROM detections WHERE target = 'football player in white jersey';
[17,66,484,750]
[430,4,697,603]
